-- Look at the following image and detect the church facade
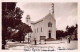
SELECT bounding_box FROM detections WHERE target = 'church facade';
[25,13,56,43]
[25,4,56,43]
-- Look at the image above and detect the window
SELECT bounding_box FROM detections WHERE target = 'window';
[37,28,38,33]
[41,27,42,32]
[48,22,52,27]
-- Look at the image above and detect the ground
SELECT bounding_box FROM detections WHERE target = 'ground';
[5,39,78,51]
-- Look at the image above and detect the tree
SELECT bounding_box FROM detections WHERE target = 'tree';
[56,24,78,40]
[65,24,78,40]
[2,2,23,49]
[66,25,77,35]
[2,2,33,49]
[56,30,65,39]
[14,23,32,43]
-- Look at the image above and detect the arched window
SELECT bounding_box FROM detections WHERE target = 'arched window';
[48,22,52,27]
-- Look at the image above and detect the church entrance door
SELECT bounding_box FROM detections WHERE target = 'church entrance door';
[49,32,51,38]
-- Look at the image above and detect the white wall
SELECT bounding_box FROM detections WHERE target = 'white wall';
[42,13,56,39]
[26,13,56,43]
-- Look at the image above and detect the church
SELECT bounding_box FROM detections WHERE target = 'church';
[25,4,56,43]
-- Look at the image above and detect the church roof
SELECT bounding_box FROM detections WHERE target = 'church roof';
[31,13,55,24]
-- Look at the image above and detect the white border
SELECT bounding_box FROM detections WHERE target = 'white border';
[0,0,80,52]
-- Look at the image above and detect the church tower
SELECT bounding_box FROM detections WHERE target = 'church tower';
[26,15,31,22]
[26,15,31,26]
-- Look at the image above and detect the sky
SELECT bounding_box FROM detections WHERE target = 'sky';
[16,2,77,31]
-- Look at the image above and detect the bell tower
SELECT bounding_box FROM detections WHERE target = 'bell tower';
[26,15,31,26]
[26,15,31,22]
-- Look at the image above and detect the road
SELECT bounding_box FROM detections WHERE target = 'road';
[5,40,78,50]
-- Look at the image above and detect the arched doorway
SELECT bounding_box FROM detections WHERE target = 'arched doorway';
[48,30,51,38]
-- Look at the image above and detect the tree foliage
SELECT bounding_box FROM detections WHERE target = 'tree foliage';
[2,3,32,49]
[56,30,64,39]
[56,24,78,40]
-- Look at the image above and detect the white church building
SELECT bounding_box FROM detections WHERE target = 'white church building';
[25,4,56,43]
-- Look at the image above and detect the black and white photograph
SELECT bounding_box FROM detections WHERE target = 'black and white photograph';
[2,2,78,51]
